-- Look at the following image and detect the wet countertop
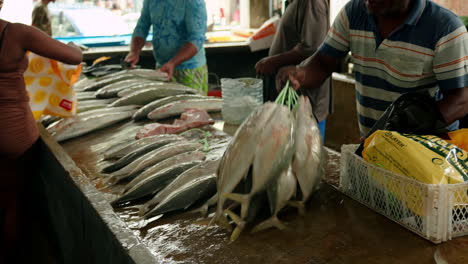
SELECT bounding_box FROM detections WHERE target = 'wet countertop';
[46,119,468,264]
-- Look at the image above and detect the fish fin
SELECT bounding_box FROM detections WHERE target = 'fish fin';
[188,204,209,218]
[138,205,147,217]
[224,209,242,226]
[287,200,306,216]
[225,209,246,241]
[212,214,232,232]
[230,224,245,242]
[251,216,286,233]
[223,193,250,220]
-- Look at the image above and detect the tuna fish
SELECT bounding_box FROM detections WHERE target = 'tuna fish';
[251,166,297,233]
[213,103,277,230]
[222,104,295,239]
[290,96,324,214]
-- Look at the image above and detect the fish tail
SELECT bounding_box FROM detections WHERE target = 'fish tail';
[212,213,232,232]
[225,209,246,241]
[229,224,245,242]
[287,200,306,216]
[251,216,286,234]
[223,193,250,220]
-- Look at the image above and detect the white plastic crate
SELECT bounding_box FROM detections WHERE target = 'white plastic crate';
[339,144,468,244]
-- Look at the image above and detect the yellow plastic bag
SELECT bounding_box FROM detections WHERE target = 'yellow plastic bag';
[446,128,468,152]
[24,52,82,120]
[362,130,468,215]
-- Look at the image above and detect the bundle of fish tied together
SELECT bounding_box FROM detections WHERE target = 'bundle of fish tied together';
[213,96,324,241]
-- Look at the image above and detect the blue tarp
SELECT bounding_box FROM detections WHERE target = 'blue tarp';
[54,34,153,48]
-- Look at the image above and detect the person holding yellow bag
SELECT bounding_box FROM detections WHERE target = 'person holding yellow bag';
[0,0,81,262]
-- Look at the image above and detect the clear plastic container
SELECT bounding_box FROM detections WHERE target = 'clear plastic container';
[221,78,263,125]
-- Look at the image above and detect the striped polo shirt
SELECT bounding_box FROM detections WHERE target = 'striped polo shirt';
[319,0,468,136]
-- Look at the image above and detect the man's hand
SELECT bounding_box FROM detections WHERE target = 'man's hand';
[255,57,278,75]
[159,61,176,81]
[275,66,308,91]
[276,66,297,91]
[124,51,140,68]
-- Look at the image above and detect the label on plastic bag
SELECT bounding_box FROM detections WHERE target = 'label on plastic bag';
[363,130,468,184]
[362,130,468,215]
[25,52,82,120]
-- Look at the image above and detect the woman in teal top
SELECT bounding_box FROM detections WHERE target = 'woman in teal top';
[125,0,208,94]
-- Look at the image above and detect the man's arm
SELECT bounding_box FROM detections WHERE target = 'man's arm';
[159,43,198,80]
[125,0,151,67]
[256,46,313,75]
[437,87,468,124]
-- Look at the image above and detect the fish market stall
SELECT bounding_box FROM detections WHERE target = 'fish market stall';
[36,70,468,264]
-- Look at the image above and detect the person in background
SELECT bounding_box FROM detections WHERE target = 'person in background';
[32,0,55,36]
[125,0,209,95]
[255,0,331,139]
[283,0,467,137]
[0,0,82,261]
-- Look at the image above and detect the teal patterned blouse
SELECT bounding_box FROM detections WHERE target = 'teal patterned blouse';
[133,0,207,70]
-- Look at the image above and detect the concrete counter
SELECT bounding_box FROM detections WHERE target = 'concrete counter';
[37,118,468,264]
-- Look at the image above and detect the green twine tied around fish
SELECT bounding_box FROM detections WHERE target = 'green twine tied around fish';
[180,128,211,152]
[275,80,299,109]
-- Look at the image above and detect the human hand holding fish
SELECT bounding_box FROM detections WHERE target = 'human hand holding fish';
[157,63,173,81]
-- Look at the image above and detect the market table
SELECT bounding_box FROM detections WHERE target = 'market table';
[37,119,468,264]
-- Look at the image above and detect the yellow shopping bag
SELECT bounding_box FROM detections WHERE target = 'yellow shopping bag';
[24,52,82,120]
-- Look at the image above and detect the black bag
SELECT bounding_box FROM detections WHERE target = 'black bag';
[355,91,448,156]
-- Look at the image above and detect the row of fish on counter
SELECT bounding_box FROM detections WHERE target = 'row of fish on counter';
[42,68,223,142]
[40,69,325,241]
[40,68,228,227]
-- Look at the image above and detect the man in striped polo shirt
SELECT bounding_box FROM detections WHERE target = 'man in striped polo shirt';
[286,0,467,136]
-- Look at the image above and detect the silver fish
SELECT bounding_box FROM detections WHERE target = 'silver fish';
[103,134,185,160]
[117,82,196,98]
[132,94,208,121]
[111,160,203,207]
[94,79,157,99]
[100,136,184,174]
[52,110,136,142]
[140,158,219,215]
[221,104,295,240]
[76,91,97,101]
[47,105,140,135]
[106,141,202,184]
[143,174,217,219]
[147,98,223,120]
[213,103,277,230]
[251,166,297,233]
[122,151,206,195]
[82,69,167,92]
[290,96,324,213]
[110,87,195,107]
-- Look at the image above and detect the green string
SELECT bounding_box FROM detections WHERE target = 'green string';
[275,80,298,109]
[180,128,212,152]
